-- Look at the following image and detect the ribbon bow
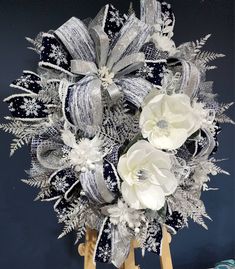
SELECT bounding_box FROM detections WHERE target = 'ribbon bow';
[53,14,152,134]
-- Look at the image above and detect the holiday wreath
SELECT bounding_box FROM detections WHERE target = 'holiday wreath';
[1,0,234,267]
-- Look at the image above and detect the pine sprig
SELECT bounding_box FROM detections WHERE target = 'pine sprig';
[195,51,225,69]
[167,188,211,229]
[58,199,89,239]
[34,187,52,201]
[10,135,31,156]
[192,34,211,54]
[0,121,27,136]
[1,119,51,156]
[215,102,234,124]
[21,175,49,188]
[25,32,44,54]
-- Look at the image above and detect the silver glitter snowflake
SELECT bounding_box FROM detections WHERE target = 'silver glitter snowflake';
[98,243,111,262]
[105,175,117,191]
[109,9,124,27]
[49,44,68,66]
[137,63,154,78]
[16,75,32,88]
[52,175,69,192]
[20,98,41,116]
[8,102,15,112]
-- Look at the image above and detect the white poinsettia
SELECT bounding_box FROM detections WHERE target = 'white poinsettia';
[101,199,145,232]
[61,129,103,172]
[117,140,178,211]
[151,33,177,56]
[140,93,204,150]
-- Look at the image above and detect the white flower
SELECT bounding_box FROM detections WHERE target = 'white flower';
[97,66,115,89]
[151,33,176,55]
[61,129,103,172]
[140,93,204,150]
[117,140,178,210]
[101,199,145,231]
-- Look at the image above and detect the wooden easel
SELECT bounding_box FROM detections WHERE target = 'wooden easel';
[78,226,173,269]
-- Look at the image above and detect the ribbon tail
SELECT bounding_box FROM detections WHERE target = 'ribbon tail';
[140,0,161,26]
[181,60,201,98]
[63,76,102,135]
[106,83,122,102]
[79,162,115,205]
[94,218,132,268]
[111,225,132,268]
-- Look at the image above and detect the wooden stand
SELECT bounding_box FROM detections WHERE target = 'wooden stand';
[78,226,173,269]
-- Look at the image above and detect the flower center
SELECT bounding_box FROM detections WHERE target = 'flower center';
[98,66,114,88]
[135,169,149,181]
[156,119,168,129]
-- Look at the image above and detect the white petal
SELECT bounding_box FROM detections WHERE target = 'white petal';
[148,128,188,150]
[121,182,142,210]
[141,120,156,138]
[135,183,165,210]
[117,156,129,180]
[140,106,156,126]
[145,93,164,106]
[126,149,146,170]
[61,129,77,148]
[151,166,178,195]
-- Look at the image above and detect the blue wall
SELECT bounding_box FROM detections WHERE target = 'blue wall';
[0,0,234,268]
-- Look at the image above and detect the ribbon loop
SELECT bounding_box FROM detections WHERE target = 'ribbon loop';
[112,52,145,77]
[89,25,110,68]
[107,14,150,70]
[71,60,98,75]
[55,17,95,61]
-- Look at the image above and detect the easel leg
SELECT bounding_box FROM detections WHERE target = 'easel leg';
[160,226,173,269]
[78,227,173,269]
[78,228,97,269]
[119,241,139,269]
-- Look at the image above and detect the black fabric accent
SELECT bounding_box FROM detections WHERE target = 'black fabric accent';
[145,61,166,86]
[42,168,79,201]
[145,220,163,255]
[103,159,119,194]
[40,34,72,73]
[103,4,127,40]
[54,197,71,221]
[11,71,42,93]
[165,211,184,234]
[95,218,112,263]
[5,95,48,119]
[63,86,74,125]
[141,42,168,61]
[161,2,174,32]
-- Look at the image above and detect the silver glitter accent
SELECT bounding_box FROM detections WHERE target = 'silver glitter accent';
[156,119,168,129]
[136,169,148,181]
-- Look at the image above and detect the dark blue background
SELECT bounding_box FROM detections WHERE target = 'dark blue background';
[0,0,234,268]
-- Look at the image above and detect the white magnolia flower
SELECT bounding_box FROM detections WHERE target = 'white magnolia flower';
[117,140,178,210]
[61,129,103,172]
[151,33,176,56]
[101,199,145,231]
[140,93,204,150]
